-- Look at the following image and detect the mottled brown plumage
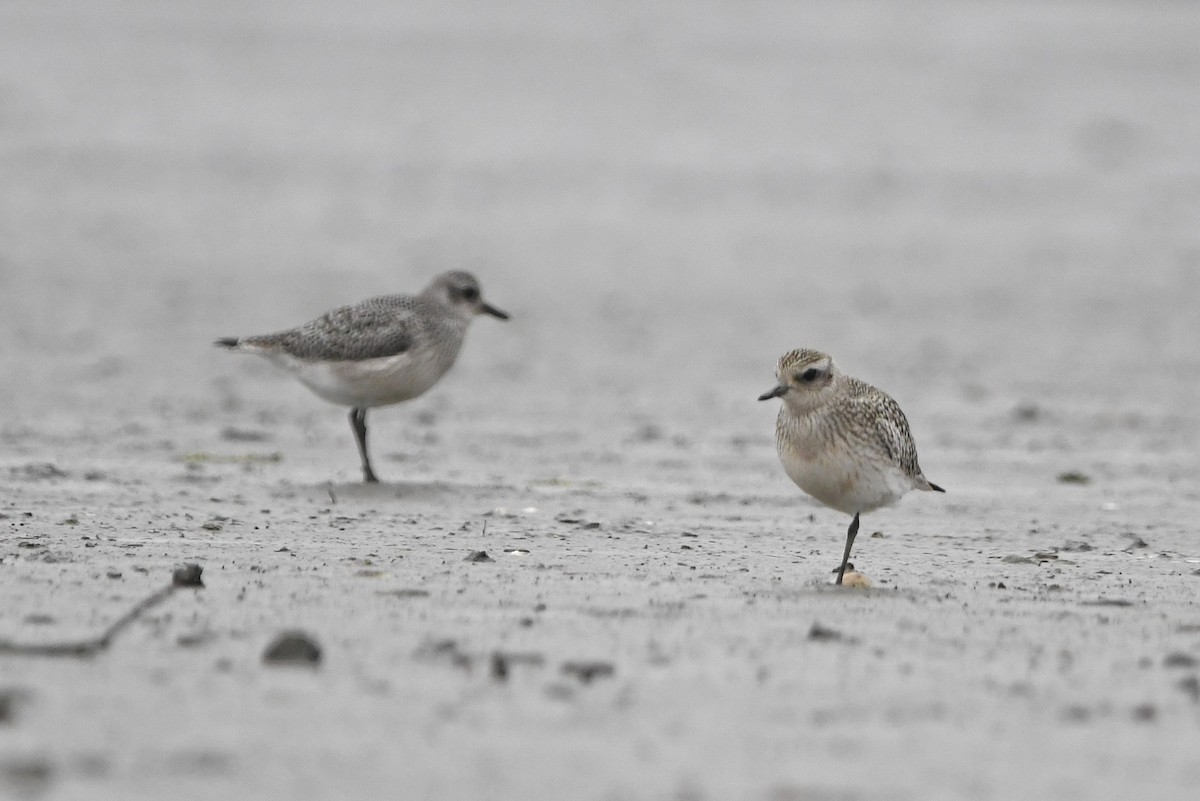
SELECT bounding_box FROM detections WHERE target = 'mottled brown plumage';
[759,348,943,584]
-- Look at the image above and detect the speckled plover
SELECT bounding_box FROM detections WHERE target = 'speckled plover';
[758,348,944,584]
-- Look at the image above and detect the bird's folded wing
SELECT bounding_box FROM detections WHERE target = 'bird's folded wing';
[869,401,919,476]
[251,300,417,361]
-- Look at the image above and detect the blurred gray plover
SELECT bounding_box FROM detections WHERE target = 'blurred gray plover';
[216,271,508,483]
[758,348,944,584]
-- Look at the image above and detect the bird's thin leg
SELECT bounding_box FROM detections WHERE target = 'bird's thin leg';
[349,407,379,483]
[835,513,860,585]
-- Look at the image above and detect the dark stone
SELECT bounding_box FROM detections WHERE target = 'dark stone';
[561,660,615,684]
[490,652,509,682]
[1163,652,1199,669]
[262,631,322,666]
[807,622,845,642]
[172,563,205,588]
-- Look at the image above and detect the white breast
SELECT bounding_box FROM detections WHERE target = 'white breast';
[777,414,915,515]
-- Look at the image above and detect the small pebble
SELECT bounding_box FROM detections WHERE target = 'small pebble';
[1163,652,1198,669]
[172,563,204,588]
[490,652,509,682]
[561,660,614,684]
[840,571,872,589]
[262,631,322,667]
[807,622,845,642]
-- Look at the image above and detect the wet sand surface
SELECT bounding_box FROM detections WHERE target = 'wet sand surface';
[2,2,1200,799]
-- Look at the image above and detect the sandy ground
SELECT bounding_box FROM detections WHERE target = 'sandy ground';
[2,1,1200,799]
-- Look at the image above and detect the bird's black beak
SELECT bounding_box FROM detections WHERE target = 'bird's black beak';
[758,385,787,401]
[481,302,509,320]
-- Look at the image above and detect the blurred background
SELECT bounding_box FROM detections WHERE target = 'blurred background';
[1,0,1197,479]
[4,6,1199,797]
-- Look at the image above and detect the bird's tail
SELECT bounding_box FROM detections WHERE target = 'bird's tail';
[926,480,946,493]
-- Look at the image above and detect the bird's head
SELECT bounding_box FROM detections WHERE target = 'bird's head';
[425,271,509,320]
[757,348,839,411]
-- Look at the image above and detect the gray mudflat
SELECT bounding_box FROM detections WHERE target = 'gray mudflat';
[2,2,1199,799]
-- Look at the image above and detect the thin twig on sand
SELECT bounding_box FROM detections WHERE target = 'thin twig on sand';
[0,564,204,658]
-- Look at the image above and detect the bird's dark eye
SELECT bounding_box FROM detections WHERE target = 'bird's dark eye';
[797,368,821,382]
[460,286,479,301]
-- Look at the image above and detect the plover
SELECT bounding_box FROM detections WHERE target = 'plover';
[216,270,508,483]
[758,348,944,584]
